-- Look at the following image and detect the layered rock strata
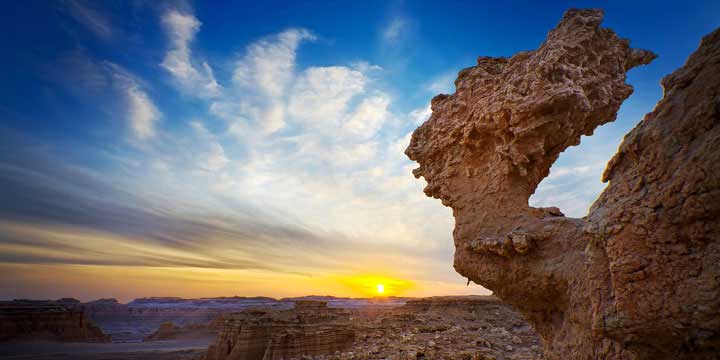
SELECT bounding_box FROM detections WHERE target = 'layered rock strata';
[206,300,355,360]
[406,8,719,359]
[0,299,109,342]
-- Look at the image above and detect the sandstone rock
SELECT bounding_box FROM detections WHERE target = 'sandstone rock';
[206,301,355,360]
[203,296,542,360]
[0,299,109,342]
[406,7,719,360]
[144,321,179,341]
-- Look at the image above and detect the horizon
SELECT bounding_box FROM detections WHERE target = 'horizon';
[1,0,719,302]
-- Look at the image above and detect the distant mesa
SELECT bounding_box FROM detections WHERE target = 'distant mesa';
[0,299,109,343]
[206,295,543,360]
[206,300,355,360]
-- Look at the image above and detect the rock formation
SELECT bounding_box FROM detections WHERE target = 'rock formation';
[406,8,719,360]
[205,300,355,360]
[347,295,542,360]
[0,299,109,342]
[84,297,271,343]
[144,320,220,341]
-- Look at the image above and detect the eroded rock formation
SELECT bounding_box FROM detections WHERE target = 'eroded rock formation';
[0,299,109,342]
[349,295,542,360]
[406,8,719,360]
[206,300,355,360]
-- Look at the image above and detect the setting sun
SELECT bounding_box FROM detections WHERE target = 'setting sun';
[335,275,413,297]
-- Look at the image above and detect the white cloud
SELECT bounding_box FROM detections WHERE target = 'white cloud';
[409,104,431,124]
[104,63,161,140]
[530,162,607,217]
[126,85,161,140]
[217,28,316,134]
[424,72,456,94]
[202,142,229,172]
[160,10,221,97]
[351,61,383,73]
[188,121,230,172]
[113,24,466,291]
[288,66,366,128]
[233,28,315,98]
[383,18,407,43]
[344,95,391,139]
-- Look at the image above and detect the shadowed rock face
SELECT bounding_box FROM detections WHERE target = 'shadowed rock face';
[0,299,109,343]
[406,8,719,360]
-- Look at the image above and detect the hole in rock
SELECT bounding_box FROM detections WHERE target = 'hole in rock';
[529,128,627,218]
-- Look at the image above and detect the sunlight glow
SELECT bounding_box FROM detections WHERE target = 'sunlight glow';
[336,275,413,297]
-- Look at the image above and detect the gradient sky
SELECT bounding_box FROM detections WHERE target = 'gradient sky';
[0,1,718,302]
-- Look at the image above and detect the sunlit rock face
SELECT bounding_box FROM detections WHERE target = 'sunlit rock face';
[406,7,720,359]
[206,300,355,360]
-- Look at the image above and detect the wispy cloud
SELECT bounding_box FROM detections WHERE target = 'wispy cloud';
[0,135,333,272]
[233,28,315,98]
[64,0,114,40]
[221,28,316,133]
[382,18,407,43]
[530,160,608,217]
[189,121,229,172]
[0,11,473,299]
[424,72,456,94]
[126,85,161,140]
[106,63,162,140]
[409,104,431,125]
[160,9,221,97]
[192,27,451,262]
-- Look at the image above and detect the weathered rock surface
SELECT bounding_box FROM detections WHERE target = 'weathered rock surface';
[82,296,408,343]
[206,300,355,360]
[204,296,541,360]
[0,299,109,343]
[406,8,719,360]
[341,296,542,360]
[84,297,277,343]
[144,320,222,342]
[5,296,541,360]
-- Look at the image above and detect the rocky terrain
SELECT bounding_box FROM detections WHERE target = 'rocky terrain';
[143,321,219,341]
[84,297,276,343]
[406,7,719,360]
[206,296,542,360]
[83,296,408,343]
[2,296,542,360]
[207,300,356,360]
[0,299,109,343]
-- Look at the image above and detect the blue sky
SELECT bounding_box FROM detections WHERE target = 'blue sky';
[0,0,718,301]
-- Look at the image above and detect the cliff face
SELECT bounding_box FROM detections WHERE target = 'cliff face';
[206,301,355,360]
[0,299,109,343]
[406,8,719,360]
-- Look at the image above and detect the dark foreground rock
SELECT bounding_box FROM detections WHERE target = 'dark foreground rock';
[0,299,109,343]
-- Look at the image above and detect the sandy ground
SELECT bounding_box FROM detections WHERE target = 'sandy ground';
[0,338,212,360]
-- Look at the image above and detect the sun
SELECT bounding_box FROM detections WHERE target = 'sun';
[376,283,385,294]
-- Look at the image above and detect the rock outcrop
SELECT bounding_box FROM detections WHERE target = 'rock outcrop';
[144,320,220,341]
[406,8,719,360]
[206,300,355,360]
[0,299,109,342]
[353,295,542,360]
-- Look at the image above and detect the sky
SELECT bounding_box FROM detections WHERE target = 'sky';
[0,1,718,302]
